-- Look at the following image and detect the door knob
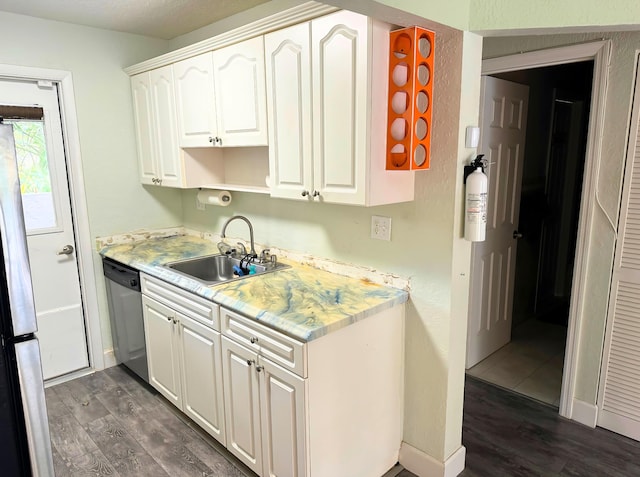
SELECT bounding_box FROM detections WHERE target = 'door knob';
[57,244,74,255]
[513,230,523,239]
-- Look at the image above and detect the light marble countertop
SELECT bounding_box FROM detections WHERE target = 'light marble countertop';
[100,235,408,342]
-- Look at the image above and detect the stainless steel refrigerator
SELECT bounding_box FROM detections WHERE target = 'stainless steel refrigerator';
[0,120,54,476]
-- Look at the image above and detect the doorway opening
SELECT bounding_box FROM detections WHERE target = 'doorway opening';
[467,60,595,407]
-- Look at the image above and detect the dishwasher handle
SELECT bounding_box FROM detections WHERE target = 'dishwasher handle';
[102,257,141,291]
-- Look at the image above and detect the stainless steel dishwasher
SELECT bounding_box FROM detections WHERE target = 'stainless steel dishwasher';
[102,257,148,382]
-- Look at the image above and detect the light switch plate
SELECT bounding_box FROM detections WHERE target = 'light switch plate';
[371,215,392,241]
[465,126,480,148]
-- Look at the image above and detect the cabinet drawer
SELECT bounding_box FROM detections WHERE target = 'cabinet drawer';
[221,307,306,377]
[141,273,220,330]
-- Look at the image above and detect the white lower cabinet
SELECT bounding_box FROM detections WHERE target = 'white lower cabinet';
[143,295,182,407]
[259,354,306,477]
[221,335,306,477]
[141,272,403,477]
[221,336,263,474]
[142,294,226,445]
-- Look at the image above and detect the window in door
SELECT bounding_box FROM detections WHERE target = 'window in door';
[1,105,61,233]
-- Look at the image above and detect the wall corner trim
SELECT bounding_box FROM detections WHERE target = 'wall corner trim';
[571,398,598,428]
[399,442,466,477]
[103,349,117,370]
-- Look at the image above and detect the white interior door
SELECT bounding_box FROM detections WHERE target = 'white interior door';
[597,58,640,441]
[0,78,89,380]
[466,76,529,368]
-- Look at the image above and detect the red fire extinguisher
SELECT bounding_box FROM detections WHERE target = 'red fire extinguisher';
[464,155,488,242]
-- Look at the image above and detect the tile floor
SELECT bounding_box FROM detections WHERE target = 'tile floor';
[466,318,567,406]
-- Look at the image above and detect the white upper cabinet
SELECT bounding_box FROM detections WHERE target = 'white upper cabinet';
[150,66,183,187]
[173,39,268,149]
[173,53,217,148]
[265,10,415,206]
[128,8,414,203]
[131,66,183,187]
[265,22,313,201]
[212,36,268,147]
[130,72,156,184]
[311,11,369,205]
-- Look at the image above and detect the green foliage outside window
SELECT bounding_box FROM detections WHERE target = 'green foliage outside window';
[11,121,52,194]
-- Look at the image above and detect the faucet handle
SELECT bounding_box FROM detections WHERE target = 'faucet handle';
[217,241,232,255]
[236,242,247,256]
[259,249,270,263]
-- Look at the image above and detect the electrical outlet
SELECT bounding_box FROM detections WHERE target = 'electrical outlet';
[371,215,392,241]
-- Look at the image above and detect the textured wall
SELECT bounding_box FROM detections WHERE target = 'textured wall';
[484,32,639,404]
[360,0,470,31]
[470,0,640,33]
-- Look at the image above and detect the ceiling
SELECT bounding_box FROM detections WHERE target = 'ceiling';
[0,0,271,40]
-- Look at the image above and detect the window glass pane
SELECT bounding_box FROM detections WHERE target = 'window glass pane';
[9,120,57,231]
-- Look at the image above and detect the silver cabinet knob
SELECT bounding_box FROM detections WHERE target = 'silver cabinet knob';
[216,137,222,145]
[301,190,309,197]
[209,136,214,143]
[246,359,255,366]
[57,244,74,255]
[312,190,320,197]
[250,337,259,344]
[256,365,264,373]
[513,230,523,239]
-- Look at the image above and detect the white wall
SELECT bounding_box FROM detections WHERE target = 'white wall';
[483,32,639,405]
[0,11,180,348]
[470,0,640,34]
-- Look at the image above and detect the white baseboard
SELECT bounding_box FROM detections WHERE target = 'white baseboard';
[103,349,117,369]
[571,398,598,428]
[399,442,466,477]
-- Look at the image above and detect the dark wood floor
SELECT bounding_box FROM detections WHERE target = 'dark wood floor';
[459,377,640,476]
[45,365,250,476]
[46,368,640,476]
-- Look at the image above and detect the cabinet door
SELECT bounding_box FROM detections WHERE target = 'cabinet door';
[221,336,262,475]
[212,36,268,147]
[149,66,182,187]
[259,358,306,477]
[311,11,369,205]
[178,312,226,445]
[265,23,313,200]
[142,295,182,408]
[173,53,218,148]
[131,72,158,185]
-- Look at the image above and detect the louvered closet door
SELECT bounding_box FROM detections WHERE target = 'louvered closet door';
[597,55,640,441]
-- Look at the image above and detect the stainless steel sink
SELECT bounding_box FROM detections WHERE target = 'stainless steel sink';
[164,254,288,285]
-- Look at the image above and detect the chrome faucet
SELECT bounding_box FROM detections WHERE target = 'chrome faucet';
[220,215,256,257]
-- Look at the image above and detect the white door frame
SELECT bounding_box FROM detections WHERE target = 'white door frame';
[481,40,611,420]
[0,63,104,376]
